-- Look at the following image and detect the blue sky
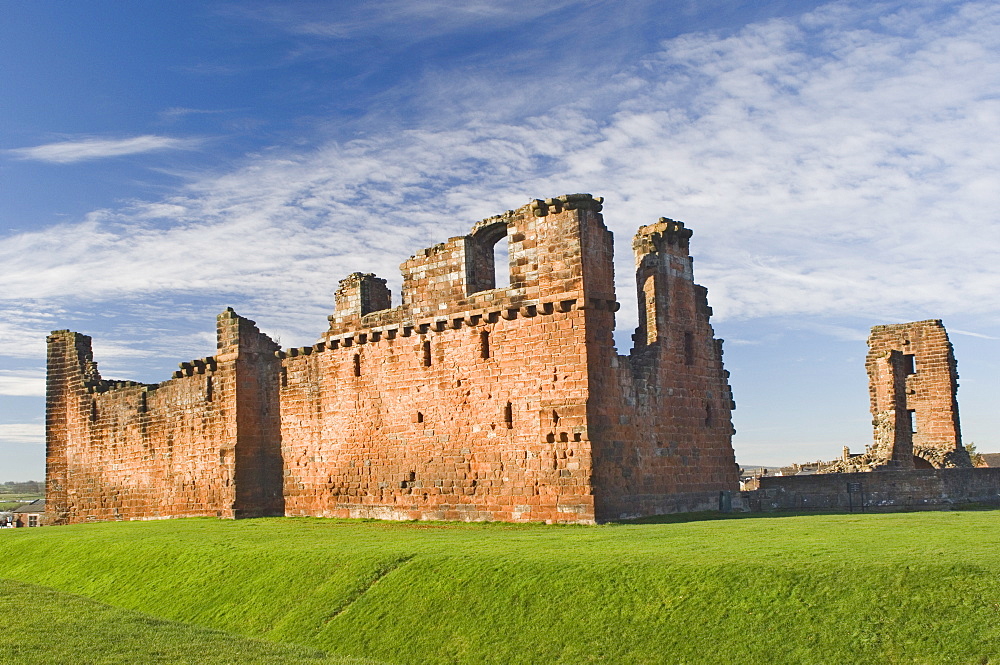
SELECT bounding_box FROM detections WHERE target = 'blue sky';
[2,0,998,481]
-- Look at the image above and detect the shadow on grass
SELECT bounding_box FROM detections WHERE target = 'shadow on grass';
[609,503,1000,525]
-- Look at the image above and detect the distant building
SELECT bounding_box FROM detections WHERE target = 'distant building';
[12,499,46,527]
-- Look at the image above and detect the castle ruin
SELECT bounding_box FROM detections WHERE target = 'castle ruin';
[823,319,971,473]
[46,194,739,525]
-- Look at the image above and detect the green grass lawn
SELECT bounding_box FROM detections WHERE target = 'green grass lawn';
[2,511,999,664]
[0,580,385,665]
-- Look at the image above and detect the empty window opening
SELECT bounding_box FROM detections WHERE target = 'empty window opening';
[422,340,432,367]
[903,353,916,375]
[467,221,511,294]
[353,353,361,377]
[705,402,714,427]
[90,399,98,423]
[552,410,560,425]
[280,367,288,387]
[205,377,213,403]
[908,409,917,434]
[415,411,424,424]
[684,332,694,365]
[494,234,511,289]
[504,401,513,429]
[480,330,491,359]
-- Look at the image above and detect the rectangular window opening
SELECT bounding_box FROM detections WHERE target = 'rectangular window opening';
[908,409,917,434]
[480,330,491,359]
[353,353,361,377]
[903,353,916,375]
[422,340,432,367]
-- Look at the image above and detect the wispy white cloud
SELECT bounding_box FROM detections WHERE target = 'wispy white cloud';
[7,135,200,164]
[0,370,45,397]
[0,424,44,445]
[951,329,1000,340]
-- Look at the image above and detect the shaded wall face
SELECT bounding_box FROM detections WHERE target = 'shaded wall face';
[867,320,962,467]
[589,221,739,521]
[46,332,237,524]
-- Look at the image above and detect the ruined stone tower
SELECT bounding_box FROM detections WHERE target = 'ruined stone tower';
[865,320,970,469]
[47,194,739,524]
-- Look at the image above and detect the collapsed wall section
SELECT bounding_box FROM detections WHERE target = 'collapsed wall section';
[588,218,739,520]
[46,330,235,523]
[45,309,283,524]
[866,320,969,469]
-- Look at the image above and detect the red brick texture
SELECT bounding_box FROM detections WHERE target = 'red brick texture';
[47,194,738,525]
[865,320,970,469]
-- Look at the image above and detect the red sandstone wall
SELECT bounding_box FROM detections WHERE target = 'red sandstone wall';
[46,330,236,523]
[47,194,740,525]
[588,219,738,520]
[280,198,601,523]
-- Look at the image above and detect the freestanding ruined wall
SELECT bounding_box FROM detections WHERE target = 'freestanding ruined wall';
[46,311,283,523]
[47,194,739,524]
[865,320,970,469]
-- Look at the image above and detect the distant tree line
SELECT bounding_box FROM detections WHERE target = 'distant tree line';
[2,480,42,494]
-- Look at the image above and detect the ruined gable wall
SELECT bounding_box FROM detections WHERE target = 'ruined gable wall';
[279,197,602,523]
[588,219,738,520]
[46,330,237,523]
[866,320,966,468]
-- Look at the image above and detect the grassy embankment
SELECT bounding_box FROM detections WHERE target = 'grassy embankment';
[2,511,999,664]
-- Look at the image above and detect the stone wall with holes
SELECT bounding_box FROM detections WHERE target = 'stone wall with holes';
[47,194,739,525]
[863,320,970,470]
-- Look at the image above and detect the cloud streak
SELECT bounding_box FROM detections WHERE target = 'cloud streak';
[7,135,200,164]
[0,424,43,445]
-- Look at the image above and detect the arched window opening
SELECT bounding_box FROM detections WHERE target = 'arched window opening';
[467,221,511,294]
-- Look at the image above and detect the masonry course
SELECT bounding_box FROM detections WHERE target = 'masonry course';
[46,194,739,525]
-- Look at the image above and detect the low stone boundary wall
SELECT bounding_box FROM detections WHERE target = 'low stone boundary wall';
[744,468,1000,512]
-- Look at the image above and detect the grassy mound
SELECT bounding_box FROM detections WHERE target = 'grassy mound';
[2,511,999,664]
[0,580,383,665]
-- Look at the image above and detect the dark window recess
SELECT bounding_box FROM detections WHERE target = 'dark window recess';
[415,411,424,424]
[552,410,560,425]
[280,367,288,387]
[684,332,694,365]
[353,353,361,377]
[90,399,98,422]
[139,391,148,413]
[422,340,432,367]
[705,402,714,427]
[205,377,213,403]
[480,330,491,359]
[504,402,513,429]
[903,354,916,375]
